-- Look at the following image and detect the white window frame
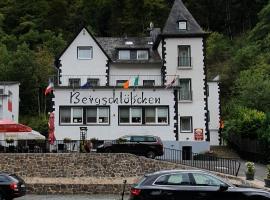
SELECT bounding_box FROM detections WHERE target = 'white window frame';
[180,116,192,133]
[69,78,81,87]
[179,79,192,101]
[178,21,187,30]
[119,50,130,60]
[86,107,109,125]
[60,107,83,125]
[87,78,100,86]
[144,107,169,125]
[137,50,149,60]
[119,107,142,125]
[178,45,191,67]
[77,46,93,60]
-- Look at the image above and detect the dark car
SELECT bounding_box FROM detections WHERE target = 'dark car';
[97,135,163,158]
[0,172,26,200]
[129,170,270,200]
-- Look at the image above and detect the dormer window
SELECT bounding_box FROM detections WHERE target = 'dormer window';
[125,41,134,45]
[178,20,187,30]
[78,46,93,59]
[119,50,130,60]
[137,50,148,60]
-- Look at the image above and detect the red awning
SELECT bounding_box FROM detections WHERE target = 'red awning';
[0,120,32,132]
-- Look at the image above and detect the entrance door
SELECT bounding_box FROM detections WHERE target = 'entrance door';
[182,146,192,160]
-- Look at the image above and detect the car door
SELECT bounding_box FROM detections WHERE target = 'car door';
[152,172,195,200]
[113,136,131,153]
[190,172,237,200]
[130,136,145,155]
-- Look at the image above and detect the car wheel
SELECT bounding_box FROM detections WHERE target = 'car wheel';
[146,151,156,159]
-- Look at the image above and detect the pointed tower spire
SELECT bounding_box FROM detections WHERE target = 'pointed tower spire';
[163,0,205,36]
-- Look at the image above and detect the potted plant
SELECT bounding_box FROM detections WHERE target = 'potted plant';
[5,138,14,144]
[245,161,255,180]
[63,137,72,143]
[264,165,270,187]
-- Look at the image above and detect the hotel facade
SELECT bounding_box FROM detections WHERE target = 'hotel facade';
[52,0,220,152]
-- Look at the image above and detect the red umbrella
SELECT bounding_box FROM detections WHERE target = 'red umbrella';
[0,120,32,132]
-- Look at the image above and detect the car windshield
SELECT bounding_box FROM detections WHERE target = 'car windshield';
[133,176,147,186]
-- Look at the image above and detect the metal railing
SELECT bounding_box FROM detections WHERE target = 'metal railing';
[157,148,241,176]
[51,75,180,87]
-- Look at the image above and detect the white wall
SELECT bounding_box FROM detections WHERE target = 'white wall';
[0,83,19,122]
[53,88,175,141]
[208,82,220,145]
[59,28,108,86]
[110,63,162,86]
[164,37,206,142]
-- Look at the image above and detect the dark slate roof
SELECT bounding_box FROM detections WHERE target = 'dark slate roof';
[162,0,205,36]
[96,37,162,63]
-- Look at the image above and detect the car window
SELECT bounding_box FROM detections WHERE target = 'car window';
[131,136,145,142]
[192,173,224,186]
[145,137,156,142]
[0,175,9,182]
[155,173,190,185]
[120,136,131,142]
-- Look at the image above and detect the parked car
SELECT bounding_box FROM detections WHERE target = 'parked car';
[97,135,163,158]
[0,172,26,200]
[129,169,270,200]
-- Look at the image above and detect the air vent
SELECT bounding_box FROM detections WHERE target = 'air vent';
[125,41,133,45]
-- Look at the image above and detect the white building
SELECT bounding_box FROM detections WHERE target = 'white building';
[0,82,20,122]
[52,0,220,153]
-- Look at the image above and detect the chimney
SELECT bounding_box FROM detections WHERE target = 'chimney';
[147,22,160,43]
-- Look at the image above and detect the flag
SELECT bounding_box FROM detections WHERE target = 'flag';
[48,112,56,145]
[123,80,129,89]
[123,76,139,89]
[165,77,176,89]
[45,82,54,95]
[81,81,91,89]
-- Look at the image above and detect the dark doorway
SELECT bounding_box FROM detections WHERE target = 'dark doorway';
[182,146,192,160]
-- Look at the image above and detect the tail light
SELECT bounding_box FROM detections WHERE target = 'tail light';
[130,188,141,196]
[10,182,18,190]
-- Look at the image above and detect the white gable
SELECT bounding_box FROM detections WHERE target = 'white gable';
[59,28,108,86]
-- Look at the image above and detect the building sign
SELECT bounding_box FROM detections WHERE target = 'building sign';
[70,91,161,105]
[194,128,204,141]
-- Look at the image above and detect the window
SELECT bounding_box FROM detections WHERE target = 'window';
[178,46,191,67]
[119,106,169,125]
[119,107,130,123]
[192,173,225,186]
[131,108,142,123]
[179,79,192,101]
[72,108,83,123]
[60,107,109,125]
[155,173,190,185]
[78,46,93,59]
[137,50,148,60]
[60,107,82,124]
[119,50,130,60]
[69,78,81,87]
[60,107,71,124]
[180,116,192,132]
[143,80,155,87]
[116,80,128,86]
[87,78,100,87]
[178,21,187,30]
[157,108,168,124]
[86,107,109,124]
[119,107,142,124]
[145,107,156,123]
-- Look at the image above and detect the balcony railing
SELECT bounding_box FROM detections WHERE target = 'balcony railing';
[51,75,179,88]
[178,57,192,67]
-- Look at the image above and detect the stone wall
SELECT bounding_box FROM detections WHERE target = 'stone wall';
[0,153,187,178]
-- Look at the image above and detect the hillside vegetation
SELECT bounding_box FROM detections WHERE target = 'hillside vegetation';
[0,0,269,140]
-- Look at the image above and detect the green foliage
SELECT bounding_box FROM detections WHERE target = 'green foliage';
[223,106,266,140]
[20,115,48,137]
[245,162,255,175]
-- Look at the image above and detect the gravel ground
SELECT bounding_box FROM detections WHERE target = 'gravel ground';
[17,194,129,200]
